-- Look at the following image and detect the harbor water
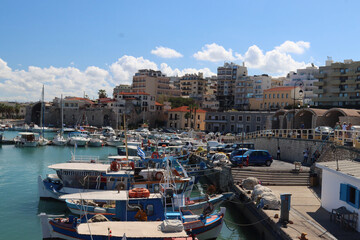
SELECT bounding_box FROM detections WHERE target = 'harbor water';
[0,131,258,240]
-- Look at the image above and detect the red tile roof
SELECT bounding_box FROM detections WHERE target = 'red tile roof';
[168,106,207,113]
[65,97,94,104]
[117,92,149,95]
[264,86,297,92]
[155,102,163,106]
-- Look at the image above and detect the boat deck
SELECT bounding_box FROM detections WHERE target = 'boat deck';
[77,221,188,238]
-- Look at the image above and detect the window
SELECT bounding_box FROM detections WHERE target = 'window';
[265,94,267,99]
[256,125,260,131]
[273,94,275,98]
[222,116,226,120]
[256,116,261,122]
[281,93,284,98]
[198,115,200,120]
[231,116,235,121]
[277,94,280,98]
[340,183,360,208]
[238,116,243,121]
[146,204,154,216]
[286,94,289,98]
[246,116,251,122]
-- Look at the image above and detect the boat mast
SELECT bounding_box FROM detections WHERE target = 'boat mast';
[61,94,64,136]
[123,114,128,160]
[40,85,45,137]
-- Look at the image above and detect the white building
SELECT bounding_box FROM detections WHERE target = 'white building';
[285,66,319,105]
[316,160,360,232]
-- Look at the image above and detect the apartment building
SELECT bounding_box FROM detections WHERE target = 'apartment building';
[113,84,132,96]
[262,86,303,110]
[217,62,247,110]
[313,59,360,108]
[235,75,272,110]
[180,73,206,100]
[286,66,319,105]
[132,69,180,100]
[167,106,207,130]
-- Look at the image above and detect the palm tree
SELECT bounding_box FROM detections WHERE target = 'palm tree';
[98,89,107,99]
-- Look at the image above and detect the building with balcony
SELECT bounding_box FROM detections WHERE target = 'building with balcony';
[167,106,207,131]
[132,69,180,100]
[217,62,247,110]
[285,66,319,105]
[313,59,360,108]
[180,73,206,100]
[235,75,272,110]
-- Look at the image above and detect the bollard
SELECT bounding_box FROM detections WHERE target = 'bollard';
[280,193,292,223]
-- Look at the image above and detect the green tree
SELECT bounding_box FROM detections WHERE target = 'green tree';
[98,89,107,99]
[168,97,195,109]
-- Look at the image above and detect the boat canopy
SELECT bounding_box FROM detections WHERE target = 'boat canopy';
[59,190,162,201]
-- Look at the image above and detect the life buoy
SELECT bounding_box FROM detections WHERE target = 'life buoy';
[110,161,120,172]
[155,171,163,180]
[129,188,150,198]
[151,152,160,159]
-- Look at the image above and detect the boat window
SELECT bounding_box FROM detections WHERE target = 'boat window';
[146,204,154,216]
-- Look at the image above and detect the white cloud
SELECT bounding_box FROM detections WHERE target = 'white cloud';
[151,46,183,58]
[193,43,236,62]
[275,41,310,54]
[0,56,215,102]
[160,63,215,77]
[237,41,311,74]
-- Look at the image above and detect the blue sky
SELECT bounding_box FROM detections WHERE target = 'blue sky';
[1,0,360,101]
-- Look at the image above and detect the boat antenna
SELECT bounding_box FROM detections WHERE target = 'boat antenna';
[79,191,94,240]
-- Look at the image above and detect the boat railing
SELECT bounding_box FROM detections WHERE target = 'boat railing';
[69,155,102,163]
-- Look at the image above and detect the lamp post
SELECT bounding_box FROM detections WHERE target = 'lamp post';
[292,80,304,129]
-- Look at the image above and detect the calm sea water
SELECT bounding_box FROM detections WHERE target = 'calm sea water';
[0,131,257,240]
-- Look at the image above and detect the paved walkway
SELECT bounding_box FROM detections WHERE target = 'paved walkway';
[264,186,360,240]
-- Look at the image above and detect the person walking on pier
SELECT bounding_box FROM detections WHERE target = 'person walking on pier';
[277,147,281,160]
[303,148,309,164]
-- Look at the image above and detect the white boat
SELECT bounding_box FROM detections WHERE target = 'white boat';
[68,132,89,146]
[52,133,67,146]
[38,136,50,146]
[102,126,116,137]
[106,135,123,147]
[14,132,39,147]
[88,133,103,147]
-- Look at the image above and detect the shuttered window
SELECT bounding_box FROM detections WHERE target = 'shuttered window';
[340,183,360,208]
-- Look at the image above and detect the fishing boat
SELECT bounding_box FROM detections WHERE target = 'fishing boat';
[14,132,39,147]
[68,132,90,146]
[52,133,67,146]
[38,156,194,201]
[40,189,225,240]
[88,133,103,147]
[106,135,123,147]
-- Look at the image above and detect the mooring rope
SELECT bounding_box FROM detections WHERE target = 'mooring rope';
[223,216,270,226]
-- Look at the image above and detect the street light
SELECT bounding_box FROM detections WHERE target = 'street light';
[293,80,304,129]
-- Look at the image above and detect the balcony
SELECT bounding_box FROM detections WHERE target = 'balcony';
[329,80,341,85]
[343,87,356,93]
[313,81,324,86]
[314,73,327,79]
[312,96,349,102]
[313,89,324,94]
[330,88,340,93]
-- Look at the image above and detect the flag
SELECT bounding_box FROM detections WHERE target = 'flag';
[137,146,145,160]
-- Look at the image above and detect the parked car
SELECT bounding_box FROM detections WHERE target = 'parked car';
[230,148,248,160]
[314,126,334,134]
[231,150,273,166]
[231,143,255,150]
